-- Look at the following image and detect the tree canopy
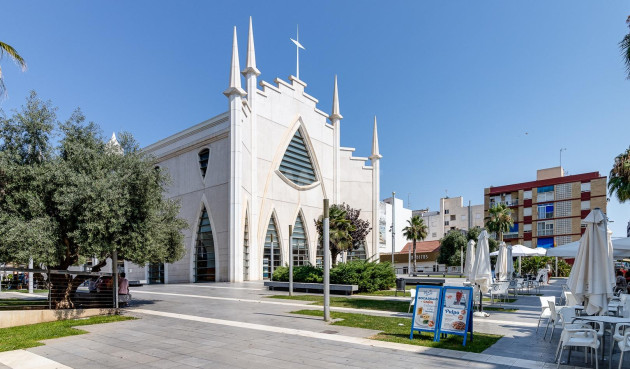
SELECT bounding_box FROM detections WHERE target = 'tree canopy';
[315,203,371,266]
[485,204,514,242]
[0,41,27,96]
[402,215,428,273]
[0,92,187,307]
[437,227,497,267]
[609,146,630,203]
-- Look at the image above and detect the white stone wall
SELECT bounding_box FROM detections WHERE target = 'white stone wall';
[380,197,413,253]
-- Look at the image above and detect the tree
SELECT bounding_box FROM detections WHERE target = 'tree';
[437,229,467,266]
[0,92,187,308]
[0,41,27,96]
[620,16,630,79]
[467,226,498,253]
[402,215,427,273]
[609,146,630,203]
[315,203,371,266]
[485,204,514,242]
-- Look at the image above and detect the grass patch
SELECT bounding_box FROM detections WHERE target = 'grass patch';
[0,299,48,306]
[292,309,501,353]
[267,295,409,312]
[10,289,49,294]
[0,315,135,352]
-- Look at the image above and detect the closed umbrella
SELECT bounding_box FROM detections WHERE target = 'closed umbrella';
[495,242,508,281]
[471,230,492,316]
[464,240,476,281]
[506,244,514,279]
[566,209,615,316]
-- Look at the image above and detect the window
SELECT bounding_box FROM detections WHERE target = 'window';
[537,204,553,219]
[263,215,281,279]
[445,209,450,214]
[198,148,209,178]
[450,227,455,230]
[292,214,309,266]
[195,207,215,282]
[243,213,249,281]
[348,243,366,261]
[581,200,590,211]
[431,233,437,238]
[450,215,456,221]
[524,207,532,217]
[581,182,591,192]
[444,221,449,226]
[279,130,317,186]
[523,190,532,200]
[523,240,532,247]
[537,186,554,202]
[537,221,554,236]
[524,224,532,232]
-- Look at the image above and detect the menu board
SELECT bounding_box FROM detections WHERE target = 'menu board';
[409,285,442,340]
[435,286,474,346]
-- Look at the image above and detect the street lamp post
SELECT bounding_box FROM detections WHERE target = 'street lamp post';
[392,192,396,272]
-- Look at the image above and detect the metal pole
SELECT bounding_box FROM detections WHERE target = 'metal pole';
[323,199,331,322]
[289,225,294,296]
[270,234,274,281]
[392,192,396,269]
[555,257,558,278]
[408,241,411,276]
[112,250,119,309]
[460,245,464,275]
[28,258,33,294]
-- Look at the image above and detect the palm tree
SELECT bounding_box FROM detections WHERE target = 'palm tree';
[609,146,630,203]
[402,215,428,274]
[0,41,27,96]
[621,16,630,79]
[485,203,514,242]
[318,205,355,266]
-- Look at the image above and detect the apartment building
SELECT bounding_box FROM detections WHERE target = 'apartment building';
[484,167,607,248]
[413,196,484,241]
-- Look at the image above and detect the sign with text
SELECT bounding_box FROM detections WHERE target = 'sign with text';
[436,286,474,346]
[409,285,442,340]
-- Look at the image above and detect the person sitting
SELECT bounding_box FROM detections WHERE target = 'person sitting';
[616,270,628,294]
[118,272,129,296]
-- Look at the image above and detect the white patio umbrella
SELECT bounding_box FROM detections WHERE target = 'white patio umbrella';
[566,209,615,316]
[495,242,508,281]
[532,247,548,256]
[506,244,514,279]
[490,244,538,257]
[471,230,492,316]
[464,239,476,281]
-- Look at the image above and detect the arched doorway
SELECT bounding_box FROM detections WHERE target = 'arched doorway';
[194,207,215,282]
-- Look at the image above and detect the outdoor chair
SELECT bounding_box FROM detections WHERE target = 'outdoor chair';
[554,308,603,364]
[490,281,510,305]
[508,279,523,296]
[613,323,630,369]
[565,291,579,307]
[556,328,600,369]
[408,288,416,314]
[545,300,565,341]
[537,296,556,333]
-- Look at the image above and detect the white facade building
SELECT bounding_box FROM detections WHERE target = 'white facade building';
[379,197,413,254]
[126,19,381,283]
[415,196,484,241]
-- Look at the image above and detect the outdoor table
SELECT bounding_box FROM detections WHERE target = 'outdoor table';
[577,315,630,369]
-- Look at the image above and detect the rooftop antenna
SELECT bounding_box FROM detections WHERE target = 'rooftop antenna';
[560,148,566,168]
[407,193,411,208]
[290,25,305,80]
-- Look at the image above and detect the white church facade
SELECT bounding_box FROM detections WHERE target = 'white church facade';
[127,19,382,283]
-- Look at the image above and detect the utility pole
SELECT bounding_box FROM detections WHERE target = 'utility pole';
[323,199,331,322]
[391,192,396,270]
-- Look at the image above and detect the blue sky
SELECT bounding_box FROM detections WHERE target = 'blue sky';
[2,1,630,237]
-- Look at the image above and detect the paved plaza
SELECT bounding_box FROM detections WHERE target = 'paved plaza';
[0,279,618,369]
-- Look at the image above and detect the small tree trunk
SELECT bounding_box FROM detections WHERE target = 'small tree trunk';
[331,249,339,267]
[412,239,417,274]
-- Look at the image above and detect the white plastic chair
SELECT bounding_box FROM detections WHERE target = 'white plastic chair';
[556,328,600,369]
[554,307,604,360]
[614,324,630,369]
[408,288,416,313]
[537,296,555,333]
[490,281,510,304]
[565,291,578,307]
[545,300,564,341]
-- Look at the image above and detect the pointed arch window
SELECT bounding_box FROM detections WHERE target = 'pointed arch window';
[292,213,309,266]
[263,215,281,279]
[194,207,215,282]
[199,148,209,178]
[347,243,367,261]
[243,213,250,281]
[279,130,317,186]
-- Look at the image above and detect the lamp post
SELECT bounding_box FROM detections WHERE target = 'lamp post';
[323,199,331,322]
[392,192,396,271]
[289,225,293,296]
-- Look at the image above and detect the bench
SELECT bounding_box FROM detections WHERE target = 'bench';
[398,278,445,286]
[263,281,358,295]
[128,280,145,287]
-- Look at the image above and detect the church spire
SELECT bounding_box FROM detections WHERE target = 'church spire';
[329,75,342,121]
[370,116,382,159]
[242,16,260,77]
[224,26,246,97]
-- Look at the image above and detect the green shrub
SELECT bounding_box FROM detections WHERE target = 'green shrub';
[270,261,395,293]
[271,265,322,283]
[331,260,396,293]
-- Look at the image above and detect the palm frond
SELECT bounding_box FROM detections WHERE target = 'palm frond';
[0,42,27,71]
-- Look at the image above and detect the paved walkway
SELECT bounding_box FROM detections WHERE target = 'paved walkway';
[1,278,614,369]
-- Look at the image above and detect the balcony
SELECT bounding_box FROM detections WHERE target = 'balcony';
[489,199,519,207]
[537,229,554,236]
[538,212,554,219]
[503,232,519,240]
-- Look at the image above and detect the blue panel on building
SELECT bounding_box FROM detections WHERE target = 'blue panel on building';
[538,237,554,248]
